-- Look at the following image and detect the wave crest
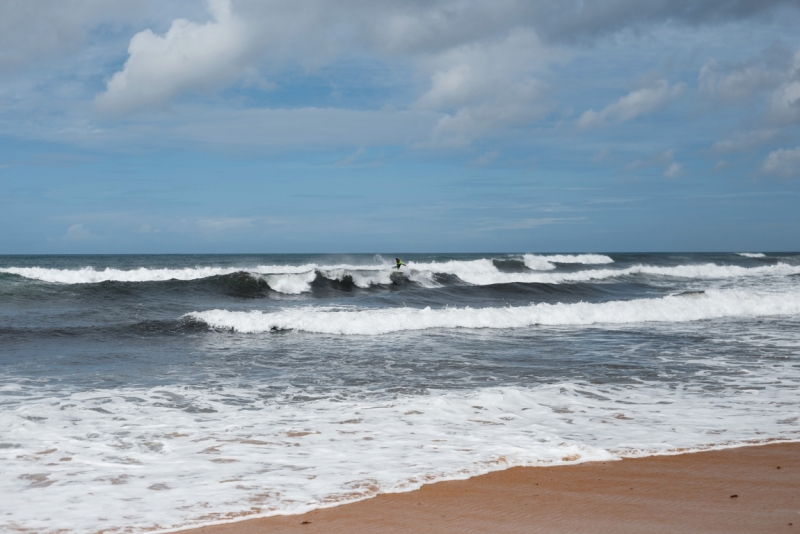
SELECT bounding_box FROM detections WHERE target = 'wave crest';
[520,254,614,271]
[186,289,800,335]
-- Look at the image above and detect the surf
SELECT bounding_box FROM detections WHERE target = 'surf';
[186,288,800,335]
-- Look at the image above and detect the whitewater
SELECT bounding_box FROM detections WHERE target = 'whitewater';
[1,252,799,533]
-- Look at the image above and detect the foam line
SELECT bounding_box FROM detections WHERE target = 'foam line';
[187,288,800,335]
[531,253,614,264]
[2,378,799,533]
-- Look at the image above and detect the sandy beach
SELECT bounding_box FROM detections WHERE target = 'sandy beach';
[180,442,799,534]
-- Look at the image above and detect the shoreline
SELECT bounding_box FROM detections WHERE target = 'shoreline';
[176,441,799,533]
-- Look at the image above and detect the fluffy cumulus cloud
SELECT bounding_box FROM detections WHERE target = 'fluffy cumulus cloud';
[63,224,96,241]
[698,44,795,103]
[577,80,685,129]
[413,30,553,146]
[702,45,800,160]
[96,0,251,114]
[762,146,800,178]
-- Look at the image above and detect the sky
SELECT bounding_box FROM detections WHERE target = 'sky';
[1,0,800,253]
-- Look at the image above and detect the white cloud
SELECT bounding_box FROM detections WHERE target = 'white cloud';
[478,217,585,231]
[96,0,251,114]
[195,217,254,232]
[698,59,785,102]
[703,48,800,157]
[414,30,554,146]
[625,149,674,171]
[714,160,729,172]
[336,147,366,166]
[762,146,800,178]
[138,223,161,234]
[770,80,800,125]
[63,223,95,241]
[577,80,685,129]
[625,149,682,178]
[471,150,499,167]
[711,129,778,154]
[91,2,558,140]
[662,161,683,178]
[0,0,151,72]
[699,45,800,163]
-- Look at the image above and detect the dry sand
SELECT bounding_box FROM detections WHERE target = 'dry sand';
[180,442,799,533]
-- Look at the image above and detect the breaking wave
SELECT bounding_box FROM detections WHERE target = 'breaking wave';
[738,253,766,258]
[522,253,613,270]
[3,260,798,294]
[0,265,312,284]
[187,288,800,335]
[0,264,435,295]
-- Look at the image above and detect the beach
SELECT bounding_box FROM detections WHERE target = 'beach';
[182,442,799,534]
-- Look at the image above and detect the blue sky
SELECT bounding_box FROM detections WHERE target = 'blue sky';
[1,0,800,253]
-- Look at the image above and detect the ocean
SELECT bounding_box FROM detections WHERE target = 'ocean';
[1,252,799,533]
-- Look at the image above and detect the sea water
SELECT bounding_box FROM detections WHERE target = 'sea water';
[1,253,799,532]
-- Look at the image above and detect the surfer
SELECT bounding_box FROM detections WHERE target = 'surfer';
[395,258,406,270]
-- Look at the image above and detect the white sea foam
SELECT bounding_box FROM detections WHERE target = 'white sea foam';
[527,253,614,265]
[259,271,317,294]
[1,375,798,534]
[738,253,766,258]
[187,288,800,335]
[521,255,557,270]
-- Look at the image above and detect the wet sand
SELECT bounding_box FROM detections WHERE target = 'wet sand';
[180,442,799,533]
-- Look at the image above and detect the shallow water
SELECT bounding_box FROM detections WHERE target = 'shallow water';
[1,252,799,532]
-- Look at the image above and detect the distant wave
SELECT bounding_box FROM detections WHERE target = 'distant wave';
[186,288,800,335]
[3,260,799,293]
[401,261,800,286]
[0,265,310,284]
[737,253,766,258]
